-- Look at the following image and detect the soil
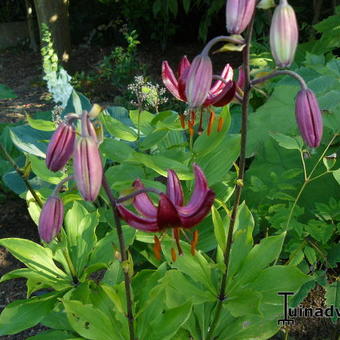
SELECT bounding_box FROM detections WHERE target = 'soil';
[0,45,338,340]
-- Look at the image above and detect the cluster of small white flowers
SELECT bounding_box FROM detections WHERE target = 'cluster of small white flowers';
[43,67,73,109]
[127,75,168,111]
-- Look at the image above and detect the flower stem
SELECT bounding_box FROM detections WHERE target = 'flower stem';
[286,133,338,229]
[250,70,308,90]
[0,143,43,208]
[102,175,135,340]
[206,14,255,340]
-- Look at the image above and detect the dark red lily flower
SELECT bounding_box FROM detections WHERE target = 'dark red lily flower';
[117,164,215,232]
[162,56,236,108]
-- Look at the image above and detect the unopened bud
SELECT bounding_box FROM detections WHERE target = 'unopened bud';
[226,0,257,35]
[46,122,75,171]
[73,136,103,201]
[38,196,64,243]
[295,89,323,148]
[88,104,102,119]
[270,0,298,68]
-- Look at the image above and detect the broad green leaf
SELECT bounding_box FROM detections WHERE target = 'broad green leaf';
[183,0,190,13]
[29,155,66,184]
[27,330,81,340]
[72,91,82,115]
[211,205,226,251]
[129,110,154,134]
[270,132,303,150]
[62,92,91,117]
[0,238,69,282]
[225,288,262,317]
[197,133,240,186]
[100,139,134,162]
[229,233,286,291]
[63,300,121,340]
[0,292,60,336]
[100,111,137,141]
[27,116,56,131]
[333,168,340,185]
[140,128,168,150]
[162,240,216,295]
[193,105,231,157]
[148,302,192,340]
[304,246,317,265]
[10,125,51,157]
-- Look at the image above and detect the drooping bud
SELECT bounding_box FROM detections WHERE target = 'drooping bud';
[38,196,64,243]
[185,54,212,108]
[226,0,257,35]
[295,89,323,148]
[73,136,103,201]
[46,122,75,172]
[270,0,298,68]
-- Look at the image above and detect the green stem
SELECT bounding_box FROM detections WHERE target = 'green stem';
[102,176,135,340]
[206,14,255,340]
[0,143,43,208]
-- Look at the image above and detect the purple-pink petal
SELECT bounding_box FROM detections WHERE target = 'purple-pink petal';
[117,204,160,232]
[132,179,158,218]
[162,61,183,101]
[166,170,184,206]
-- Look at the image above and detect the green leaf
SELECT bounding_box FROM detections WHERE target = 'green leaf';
[0,292,60,336]
[197,133,240,186]
[0,238,69,282]
[183,0,191,13]
[129,110,154,134]
[72,91,82,115]
[304,246,317,265]
[148,302,192,340]
[29,155,66,184]
[225,288,262,317]
[168,0,178,16]
[270,132,303,150]
[0,83,17,99]
[325,280,340,310]
[193,106,231,157]
[27,116,56,132]
[100,111,137,141]
[100,139,134,163]
[140,128,168,150]
[27,330,82,340]
[10,125,51,158]
[63,300,121,340]
[333,168,340,185]
[212,205,226,251]
[230,233,286,291]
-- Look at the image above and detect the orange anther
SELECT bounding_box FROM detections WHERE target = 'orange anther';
[153,235,162,260]
[171,248,177,262]
[179,114,186,129]
[190,230,199,255]
[207,110,215,136]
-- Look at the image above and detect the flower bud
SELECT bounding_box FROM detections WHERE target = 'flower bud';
[38,196,64,243]
[226,0,257,35]
[270,0,298,68]
[185,54,212,108]
[46,122,75,171]
[73,136,103,201]
[295,89,323,148]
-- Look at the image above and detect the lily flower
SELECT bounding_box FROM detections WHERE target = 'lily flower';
[117,164,215,232]
[118,164,215,256]
[162,56,236,108]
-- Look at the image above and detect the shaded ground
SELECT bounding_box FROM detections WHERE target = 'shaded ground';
[0,45,338,339]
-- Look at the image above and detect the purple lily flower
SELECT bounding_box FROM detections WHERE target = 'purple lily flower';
[117,164,215,232]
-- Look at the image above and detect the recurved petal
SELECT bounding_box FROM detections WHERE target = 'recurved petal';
[166,170,184,206]
[177,55,191,78]
[177,164,211,215]
[132,179,158,218]
[157,194,182,229]
[162,61,183,101]
[179,189,215,228]
[210,64,234,94]
[205,81,236,107]
[117,204,160,232]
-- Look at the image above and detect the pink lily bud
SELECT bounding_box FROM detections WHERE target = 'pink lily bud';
[226,0,257,34]
[295,89,323,148]
[73,136,103,201]
[185,54,213,108]
[270,0,298,68]
[38,196,64,243]
[46,122,75,172]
